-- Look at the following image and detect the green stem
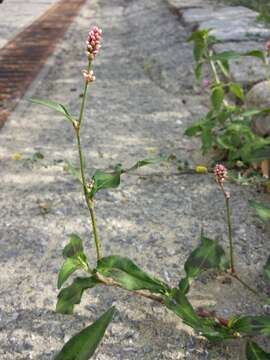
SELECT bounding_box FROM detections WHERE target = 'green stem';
[221,186,235,273]
[79,61,92,126]
[209,54,221,85]
[230,273,266,302]
[75,60,103,260]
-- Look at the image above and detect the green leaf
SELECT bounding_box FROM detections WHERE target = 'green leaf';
[246,341,270,360]
[55,306,116,360]
[185,121,204,136]
[97,255,169,294]
[244,50,267,63]
[211,86,224,112]
[63,234,84,258]
[90,169,121,197]
[264,256,270,281]
[56,277,99,314]
[58,258,86,290]
[229,315,270,336]
[165,289,234,341]
[217,59,230,78]
[195,62,203,81]
[241,108,270,117]
[30,98,74,124]
[123,156,167,173]
[58,234,89,289]
[212,51,240,61]
[249,201,270,222]
[178,236,229,294]
[229,83,245,101]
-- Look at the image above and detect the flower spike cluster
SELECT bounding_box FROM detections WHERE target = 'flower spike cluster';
[82,69,96,83]
[214,164,227,186]
[86,26,102,60]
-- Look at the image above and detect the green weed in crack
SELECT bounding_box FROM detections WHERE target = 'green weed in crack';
[31,26,270,360]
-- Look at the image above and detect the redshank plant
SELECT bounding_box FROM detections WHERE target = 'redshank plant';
[31,26,270,360]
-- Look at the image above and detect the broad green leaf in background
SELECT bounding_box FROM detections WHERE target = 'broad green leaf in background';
[217,59,230,78]
[97,255,169,294]
[211,86,225,112]
[264,255,270,281]
[241,108,270,118]
[55,306,116,360]
[58,234,89,289]
[246,341,270,360]
[212,51,240,61]
[229,83,245,101]
[195,62,203,81]
[30,98,75,124]
[185,121,205,136]
[229,315,270,336]
[178,236,229,294]
[249,201,270,222]
[56,277,99,314]
[165,289,234,342]
[188,29,209,62]
[243,50,267,63]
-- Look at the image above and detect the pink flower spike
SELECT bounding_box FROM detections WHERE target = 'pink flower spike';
[214,164,227,186]
[82,69,96,83]
[86,25,102,60]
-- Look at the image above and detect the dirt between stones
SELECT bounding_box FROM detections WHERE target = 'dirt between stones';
[0,0,269,359]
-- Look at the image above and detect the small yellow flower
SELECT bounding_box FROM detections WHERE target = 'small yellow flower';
[195,165,208,174]
[12,152,23,160]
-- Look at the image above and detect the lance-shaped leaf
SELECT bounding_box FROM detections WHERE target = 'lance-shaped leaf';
[229,315,270,336]
[30,98,75,124]
[55,306,116,360]
[178,236,229,294]
[165,289,234,342]
[63,234,84,258]
[56,276,99,314]
[264,256,270,281]
[243,50,267,63]
[122,156,167,173]
[229,83,245,101]
[89,169,121,197]
[249,201,270,222]
[97,255,169,294]
[246,341,270,360]
[211,86,224,112]
[212,51,240,61]
[58,234,89,289]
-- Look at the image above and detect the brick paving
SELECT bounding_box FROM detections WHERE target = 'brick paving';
[0,0,87,128]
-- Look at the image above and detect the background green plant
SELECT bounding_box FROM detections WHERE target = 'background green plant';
[185,29,270,167]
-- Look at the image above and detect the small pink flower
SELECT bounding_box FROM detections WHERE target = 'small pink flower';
[266,40,270,53]
[82,69,96,82]
[214,164,227,185]
[203,79,211,90]
[86,26,102,60]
